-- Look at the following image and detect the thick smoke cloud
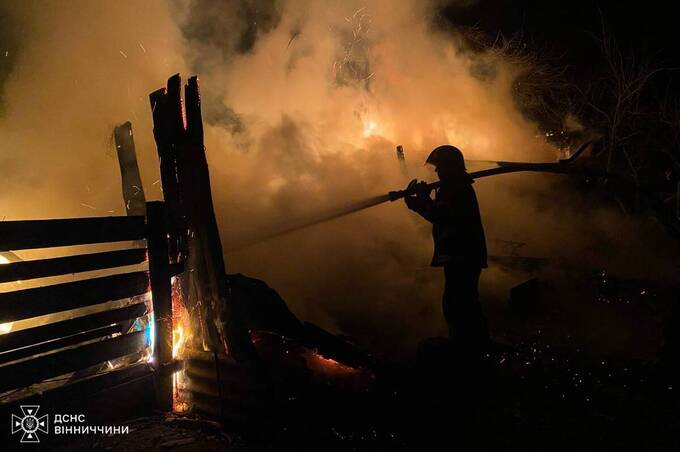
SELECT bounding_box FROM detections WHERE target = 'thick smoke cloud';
[171,0,677,355]
[0,1,185,221]
[1,1,676,356]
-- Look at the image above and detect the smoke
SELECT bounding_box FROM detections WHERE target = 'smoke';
[1,1,677,356]
[0,1,185,220]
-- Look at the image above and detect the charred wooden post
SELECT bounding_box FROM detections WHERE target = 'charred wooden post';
[150,81,186,266]
[148,74,254,361]
[146,201,173,411]
[114,122,146,217]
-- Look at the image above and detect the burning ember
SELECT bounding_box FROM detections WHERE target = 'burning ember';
[170,277,190,360]
[170,277,191,413]
[305,350,361,376]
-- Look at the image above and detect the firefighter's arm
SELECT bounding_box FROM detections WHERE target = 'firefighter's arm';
[404,179,435,220]
[420,187,457,223]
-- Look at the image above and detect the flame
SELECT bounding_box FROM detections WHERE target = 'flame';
[170,276,190,359]
[362,119,380,138]
[172,324,185,359]
[169,276,191,413]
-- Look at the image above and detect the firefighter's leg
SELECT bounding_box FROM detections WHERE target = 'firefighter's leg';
[443,266,488,349]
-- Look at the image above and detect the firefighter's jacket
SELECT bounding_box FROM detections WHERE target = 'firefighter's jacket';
[406,175,487,268]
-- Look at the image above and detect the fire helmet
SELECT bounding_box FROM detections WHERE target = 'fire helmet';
[425,145,466,172]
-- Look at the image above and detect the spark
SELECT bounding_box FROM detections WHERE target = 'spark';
[119,50,128,59]
[138,43,146,53]
[80,203,96,210]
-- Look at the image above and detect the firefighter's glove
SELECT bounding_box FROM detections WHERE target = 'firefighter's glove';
[407,179,431,198]
[404,179,430,210]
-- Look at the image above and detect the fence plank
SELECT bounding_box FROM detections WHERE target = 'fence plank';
[0,324,122,365]
[0,271,150,323]
[0,302,148,353]
[0,216,146,252]
[114,122,147,217]
[0,248,147,283]
[0,330,148,393]
[0,361,153,409]
[146,201,173,411]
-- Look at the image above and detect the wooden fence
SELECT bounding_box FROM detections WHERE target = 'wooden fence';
[0,201,175,412]
[0,73,250,421]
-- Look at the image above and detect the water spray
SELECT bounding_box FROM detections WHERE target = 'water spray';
[226,142,594,252]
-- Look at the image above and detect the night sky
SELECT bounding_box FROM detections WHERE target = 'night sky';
[441,0,680,92]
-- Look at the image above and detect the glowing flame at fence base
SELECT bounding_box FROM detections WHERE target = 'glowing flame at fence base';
[172,325,185,359]
[170,277,191,413]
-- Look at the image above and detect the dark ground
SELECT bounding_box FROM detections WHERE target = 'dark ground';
[55,341,679,451]
[53,268,680,451]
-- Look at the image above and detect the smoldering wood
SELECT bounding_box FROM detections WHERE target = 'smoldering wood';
[0,330,147,394]
[149,74,253,359]
[114,122,147,217]
[0,302,148,354]
[0,215,146,252]
[0,324,122,365]
[0,271,149,323]
[179,75,232,353]
[145,201,173,410]
[150,87,184,263]
[0,248,147,283]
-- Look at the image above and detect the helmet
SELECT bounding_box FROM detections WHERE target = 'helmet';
[425,145,466,172]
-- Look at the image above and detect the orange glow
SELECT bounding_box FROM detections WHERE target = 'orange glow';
[305,350,360,375]
[170,277,190,359]
[172,324,185,359]
[362,119,380,138]
[170,276,191,413]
